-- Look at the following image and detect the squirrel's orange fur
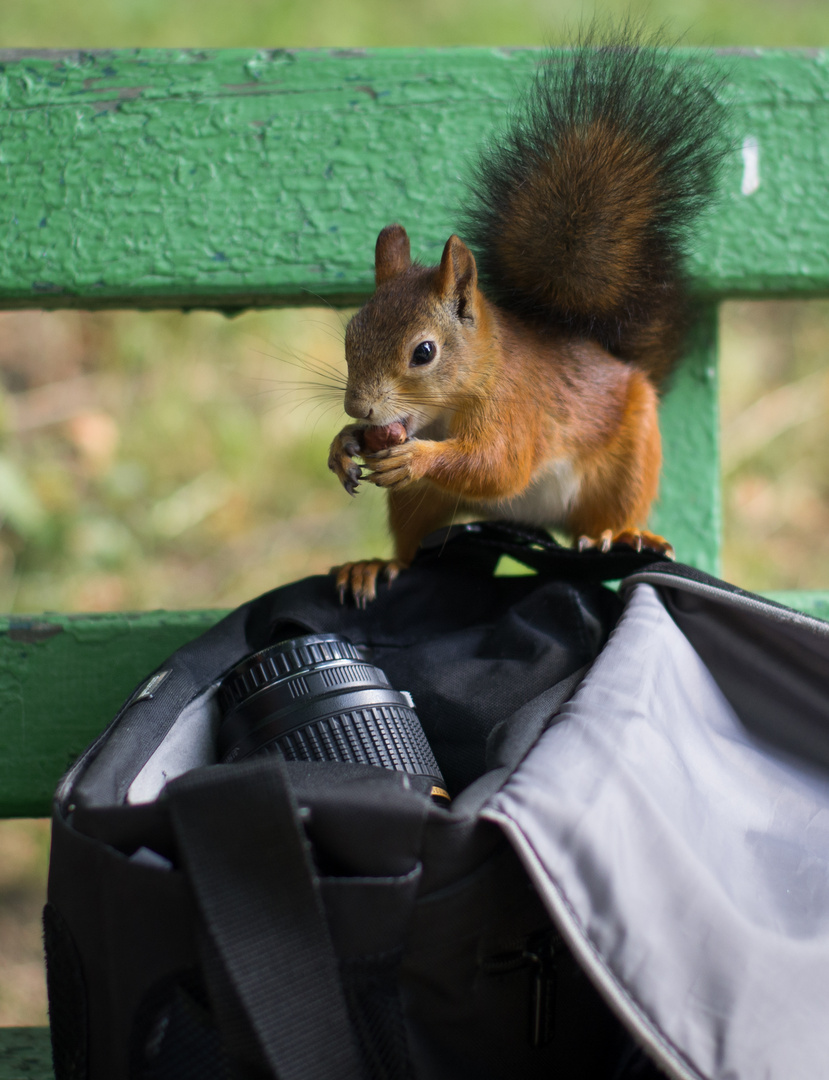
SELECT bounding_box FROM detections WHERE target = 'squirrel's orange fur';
[328,34,727,604]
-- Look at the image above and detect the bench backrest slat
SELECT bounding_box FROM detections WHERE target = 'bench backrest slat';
[2,48,829,308]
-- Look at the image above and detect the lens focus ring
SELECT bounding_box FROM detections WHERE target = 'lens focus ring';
[218,635,364,713]
[217,634,445,794]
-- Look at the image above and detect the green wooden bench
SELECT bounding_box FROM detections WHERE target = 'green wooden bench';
[1,45,828,1078]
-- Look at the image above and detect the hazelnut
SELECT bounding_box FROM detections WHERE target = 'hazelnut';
[360,422,408,454]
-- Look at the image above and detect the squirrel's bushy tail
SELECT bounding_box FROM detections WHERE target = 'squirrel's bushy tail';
[462,28,728,387]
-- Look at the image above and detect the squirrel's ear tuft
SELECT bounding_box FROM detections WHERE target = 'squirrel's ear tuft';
[375,225,412,284]
[436,235,478,321]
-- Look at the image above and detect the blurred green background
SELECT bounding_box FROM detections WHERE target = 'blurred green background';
[2,0,829,1028]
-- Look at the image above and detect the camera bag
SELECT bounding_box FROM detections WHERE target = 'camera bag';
[44,522,829,1080]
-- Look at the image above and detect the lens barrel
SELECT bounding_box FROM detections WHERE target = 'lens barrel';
[217,633,447,799]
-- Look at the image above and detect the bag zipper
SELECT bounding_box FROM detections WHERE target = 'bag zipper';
[480,928,564,1047]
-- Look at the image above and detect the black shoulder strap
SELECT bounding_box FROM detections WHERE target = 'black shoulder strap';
[166,758,364,1080]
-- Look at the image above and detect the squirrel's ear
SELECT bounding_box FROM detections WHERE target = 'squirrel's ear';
[436,235,478,321]
[375,225,412,284]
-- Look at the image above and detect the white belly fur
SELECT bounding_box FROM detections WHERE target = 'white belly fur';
[472,457,581,529]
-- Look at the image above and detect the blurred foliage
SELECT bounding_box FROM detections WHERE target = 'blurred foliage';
[0,299,824,623]
[0,307,389,613]
[720,301,829,591]
[5,0,829,47]
[0,818,50,1026]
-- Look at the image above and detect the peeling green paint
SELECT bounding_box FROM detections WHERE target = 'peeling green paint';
[0,1025,53,1079]
[651,307,720,576]
[0,610,223,816]
[1,48,829,308]
[7,620,63,643]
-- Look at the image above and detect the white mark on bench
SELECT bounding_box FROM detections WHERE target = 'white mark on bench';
[741,136,760,196]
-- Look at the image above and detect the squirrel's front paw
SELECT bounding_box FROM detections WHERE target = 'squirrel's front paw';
[328,426,364,496]
[363,441,426,490]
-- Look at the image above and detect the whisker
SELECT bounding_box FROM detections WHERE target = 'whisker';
[267,380,346,396]
[247,340,347,383]
[440,493,465,557]
[260,355,347,387]
[297,290,353,332]
[398,484,433,534]
[245,384,345,407]
[308,400,345,434]
[250,373,346,389]
[294,317,346,344]
[242,335,350,421]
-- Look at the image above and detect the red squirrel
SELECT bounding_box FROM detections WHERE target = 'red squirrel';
[328,32,727,604]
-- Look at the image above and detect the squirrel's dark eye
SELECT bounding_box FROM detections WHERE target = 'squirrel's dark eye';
[411,340,437,367]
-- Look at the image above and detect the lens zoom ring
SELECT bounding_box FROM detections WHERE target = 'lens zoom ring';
[220,636,364,710]
[271,706,441,778]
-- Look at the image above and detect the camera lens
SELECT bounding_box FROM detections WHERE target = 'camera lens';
[217,633,448,800]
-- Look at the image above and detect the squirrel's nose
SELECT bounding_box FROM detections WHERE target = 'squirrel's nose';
[344,391,374,420]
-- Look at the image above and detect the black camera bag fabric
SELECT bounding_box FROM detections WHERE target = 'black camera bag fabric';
[45,523,829,1080]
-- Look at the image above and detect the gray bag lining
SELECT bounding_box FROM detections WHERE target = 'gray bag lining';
[484,583,829,1080]
[126,686,221,805]
[643,574,829,775]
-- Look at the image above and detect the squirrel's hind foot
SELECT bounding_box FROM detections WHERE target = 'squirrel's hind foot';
[577,529,675,559]
[332,558,405,607]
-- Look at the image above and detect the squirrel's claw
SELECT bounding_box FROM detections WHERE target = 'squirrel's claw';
[576,528,675,559]
[342,463,363,497]
[328,426,366,495]
[578,529,614,554]
[617,529,675,559]
[331,559,405,607]
[362,443,418,490]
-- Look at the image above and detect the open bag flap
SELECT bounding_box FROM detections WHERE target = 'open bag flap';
[483,582,829,1080]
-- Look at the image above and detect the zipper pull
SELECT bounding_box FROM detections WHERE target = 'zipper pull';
[526,933,559,1049]
[480,929,562,1048]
